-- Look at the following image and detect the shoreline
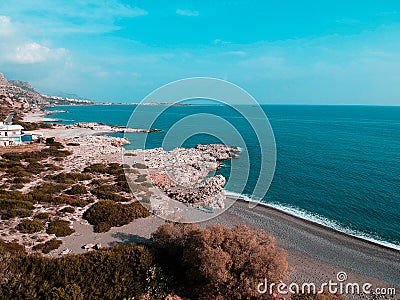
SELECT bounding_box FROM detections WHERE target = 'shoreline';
[226,192,400,252]
[234,197,400,254]
[22,109,60,123]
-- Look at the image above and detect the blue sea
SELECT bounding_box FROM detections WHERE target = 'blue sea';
[46,105,400,250]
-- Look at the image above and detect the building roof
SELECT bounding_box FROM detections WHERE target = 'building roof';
[0,124,24,131]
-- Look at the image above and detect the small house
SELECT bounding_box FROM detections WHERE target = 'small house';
[0,122,24,146]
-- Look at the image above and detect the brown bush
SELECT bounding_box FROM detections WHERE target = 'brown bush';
[152,223,288,299]
[16,219,44,234]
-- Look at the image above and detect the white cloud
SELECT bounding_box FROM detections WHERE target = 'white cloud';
[0,15,13,36]
[176,9,199,17]
[0,16,67,65]
[0,1,148,35]
[9,42,66,64]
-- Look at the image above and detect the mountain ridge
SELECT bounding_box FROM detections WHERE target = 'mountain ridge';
[0,72,93,119]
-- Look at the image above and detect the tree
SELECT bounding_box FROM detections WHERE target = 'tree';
[152,223,288,299]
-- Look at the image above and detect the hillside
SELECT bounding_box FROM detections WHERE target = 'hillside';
[0,72,92,119]
[0,73,46,113]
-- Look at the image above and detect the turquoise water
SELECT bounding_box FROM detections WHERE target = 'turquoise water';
[46,105,400,249]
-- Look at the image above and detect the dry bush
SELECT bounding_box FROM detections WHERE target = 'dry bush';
[152,223,288,299]
[16,219,44,234]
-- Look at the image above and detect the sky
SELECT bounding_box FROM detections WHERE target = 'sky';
[0,0,399,104]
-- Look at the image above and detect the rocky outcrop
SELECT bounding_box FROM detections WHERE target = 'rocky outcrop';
[75,122,161,133]
[195,144,240,160]
[0,73,8,86]
[166,175,226,208]
[129,144,240,209]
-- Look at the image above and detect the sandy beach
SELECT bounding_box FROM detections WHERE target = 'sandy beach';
[22,109,60,123]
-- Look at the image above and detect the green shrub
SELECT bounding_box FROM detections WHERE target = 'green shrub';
[45,137,64,149]
[132,163,147,169]
[9,183,24,190]
[90,179,104,185]
[83,201,150,232]
[17,219,44,233]
[45,172,91,183]
[141,182,153,188]
[45,163,63,171]
[84,163,125,175]
[31,183,68,195]
[134,174,147,183]
[47,220,75,237]
[93,222,112,233]
[97,191,129,202]
[83,163,108,174]
[33,238,62,254]
[0,199,34,211]
[0,239,26,254]
[25,162,46,173]
[66,185,88,195]
[59,206,75,214]
[0,243,161,299]
[2,209,32,219]
[52,195,89,207]
[12,177,31,184]
[34,212,50,219]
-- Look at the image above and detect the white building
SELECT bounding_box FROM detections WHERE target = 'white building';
[0,122,24,146]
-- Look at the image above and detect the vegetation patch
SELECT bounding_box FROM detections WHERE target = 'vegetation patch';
[59,206,75,214]
[83,200,150,232]
[0,195,34,219]
[0,243,161,299]
[12,120,52,131]
[132,163,147,169]
[33,238,62,254]
[66,184,88,195]
[45,172,91,184]
[16,219,44,234]
[34,212,50,220]
[83,163,124,175]
[134,174,147,183]
[46,220,75,237]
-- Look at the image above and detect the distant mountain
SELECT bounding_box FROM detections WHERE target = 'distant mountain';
[8,80,37,93]
[0,73,46,112]
[0,72,93,114]
[52,92,82,99]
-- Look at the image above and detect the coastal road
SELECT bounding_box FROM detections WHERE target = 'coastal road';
[4,111,15,125]
[203,200,400,287]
